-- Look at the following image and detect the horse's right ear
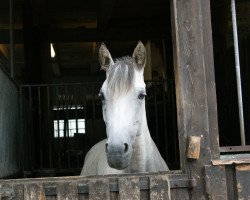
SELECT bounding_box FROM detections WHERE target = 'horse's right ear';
[99,43,114,71]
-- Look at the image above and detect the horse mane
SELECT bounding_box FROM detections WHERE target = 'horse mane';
[106,56,135,97]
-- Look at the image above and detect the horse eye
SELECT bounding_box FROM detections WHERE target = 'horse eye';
[99,92,105,101]
[138,93,146,100]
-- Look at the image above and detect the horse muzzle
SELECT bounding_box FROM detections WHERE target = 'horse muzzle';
[106,142,131,170]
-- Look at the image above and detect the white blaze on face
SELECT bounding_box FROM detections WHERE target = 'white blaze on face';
[102,69,146,146]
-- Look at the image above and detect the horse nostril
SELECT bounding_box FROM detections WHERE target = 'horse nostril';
[124,143,129,153]
[106,143,108,152]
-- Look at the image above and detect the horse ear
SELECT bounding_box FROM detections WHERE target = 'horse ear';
[133,41,146,70]
[99,43,114,71]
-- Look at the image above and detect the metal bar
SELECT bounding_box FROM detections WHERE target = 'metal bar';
[19,87,23,170]
[10,0,14,78]
[162,81,168,160]
[38,87,43,168]
[75,87,78,134]
[65,85,71,168]
[29,87,34,169]
[153,82,159,146]
[92,84,96,147]
[74,86,79,167]
[47,86,52,168]
[231,0,245,146]
[220,146,250,153]
[83,85,88,154]
[56,86,61,168]
[20,82,103,87]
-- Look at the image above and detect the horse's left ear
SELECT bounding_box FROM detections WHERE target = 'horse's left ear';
[133,41,146,70]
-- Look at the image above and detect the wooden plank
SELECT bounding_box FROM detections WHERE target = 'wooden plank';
[24,182,45,200]
[78,180,89,200]
[205,165,227,200]
[225,165,237,200]
[170,189,189,200]
[220,146,250,153]
[56,181,78,200]
[0,27,168,43]
[119,177,140,200]
[150,175,171,200]
[140,190,150,200]
[14,184,24,200]
[89,178,110,200]
[110,192,119,200]
[0,183,15,199]
[235,164,250,199]
[212,154,250,165]
[171,0,220,198]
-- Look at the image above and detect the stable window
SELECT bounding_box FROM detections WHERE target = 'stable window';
[54,119,85,138]
[211,0,250,152]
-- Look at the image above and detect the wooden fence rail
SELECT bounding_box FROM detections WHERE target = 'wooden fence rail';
[0,173,190,200]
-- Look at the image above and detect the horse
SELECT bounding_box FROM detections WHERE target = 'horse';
[81,41,169,175]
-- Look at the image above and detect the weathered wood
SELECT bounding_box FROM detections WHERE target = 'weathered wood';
[187,136,201,159]
[235,164,250,199]
[170,189,189,200]
[0,183,15,199]
[0,173,193,199]
[78,180,89,200]
[119,177,140,200]
[14,183,24,200]
[225,165,237,200]
[171,0,219,198]
[23,182,45,200]
[150,175,171,200]
[56,180,78,200]
[205,165,227,200]
[0,27,169,44]
[110,192,119,200]
[212,154,250,165]
[89,178,110,200]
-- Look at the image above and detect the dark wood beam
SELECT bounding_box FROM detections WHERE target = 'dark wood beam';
[0,27,169,43]
[98,0,117,29]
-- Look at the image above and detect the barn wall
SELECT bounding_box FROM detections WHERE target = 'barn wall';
[0,66,20,178]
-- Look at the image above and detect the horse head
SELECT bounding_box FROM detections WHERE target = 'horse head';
[99,41,147,169]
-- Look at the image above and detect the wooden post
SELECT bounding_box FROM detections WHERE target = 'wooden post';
[171,0,220,198]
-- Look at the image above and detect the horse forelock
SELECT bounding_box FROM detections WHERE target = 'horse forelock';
[106,57,135,97]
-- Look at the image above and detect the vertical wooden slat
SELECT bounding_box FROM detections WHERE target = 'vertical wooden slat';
[24,182,45,200]
[89,178,110,200]
[14,184,24,200]
[0,184,1,199]
[78,181,89,200]
[150,175,171,200]
[110,192,119,200]
[235,164,250,199]
[0,183,15,199]
[119,177,140,200]
[170,189,189,200]
[140,190,150,200]
[171,0,220,198]
[57,181,78,200]
[205,165,227,200]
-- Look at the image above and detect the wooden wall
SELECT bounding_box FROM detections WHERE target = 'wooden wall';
[0,173,190,200]
[205,163,250,199]
[0,66,20,178]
